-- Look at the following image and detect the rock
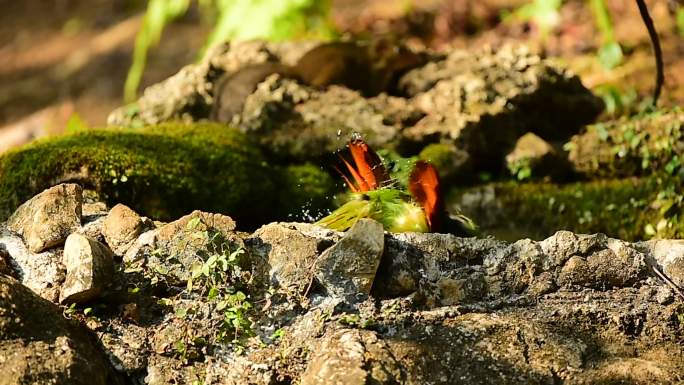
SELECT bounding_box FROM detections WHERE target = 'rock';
[7,183,82,253]
[505,132,570,180]
[643,239,684,287]
[107,42,599,166]
[37,213,683,384]
[0,275,126,385]
[0,225,65,302]
[246,222,340,294]
[400,45,602,171]
[239,77,400,158]
[315,219,384,301]
[103,204,148,255]
[107,40,314,127]
[301,329,403,385]
[60,233,115,304]
[376,232,502,305]
[124,210,243,286]
[82,201,108,217]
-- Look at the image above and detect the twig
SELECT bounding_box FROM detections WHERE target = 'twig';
[636,0,664,106]
[652,265,684,302]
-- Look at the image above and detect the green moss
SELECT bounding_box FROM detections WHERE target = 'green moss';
[418,143,471,182]
[568,108,684,178]
[0,123,335,228]
[451,175,684,241]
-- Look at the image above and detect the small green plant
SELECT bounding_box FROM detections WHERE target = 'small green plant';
[504,0,562,36]
[508,159,533,181]
[185,239,255,351]
[590,0,623,70]
[65,112,89,134]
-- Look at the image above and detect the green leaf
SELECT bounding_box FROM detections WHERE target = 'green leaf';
[65,113,89,134]
[598,41,623,70]
[125,0,191,102]
[508,0,562,36]
[207,286,219,300]
[175,307,188,318]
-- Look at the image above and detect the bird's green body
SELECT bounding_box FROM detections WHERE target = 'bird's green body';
[315,188,429,233]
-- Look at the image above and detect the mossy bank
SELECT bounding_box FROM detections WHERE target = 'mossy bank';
[453,175,684,241]
[0,123,335,228]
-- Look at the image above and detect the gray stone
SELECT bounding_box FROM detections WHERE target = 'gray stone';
[505,132,570,180]
[400,45,601,170]
[246,222,340,294]
[60,233,115,304]
[315,219,384,301]
[301,329,403,385]
[103,204,147,255]
[7,183,82,253]
[645,239,684,287]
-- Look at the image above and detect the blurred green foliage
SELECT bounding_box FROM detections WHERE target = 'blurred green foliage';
[506,0,562,35]
[125,0,335,102]
[590,0,623,69]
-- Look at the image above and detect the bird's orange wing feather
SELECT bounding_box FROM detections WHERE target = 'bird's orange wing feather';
[337,138,389,192]
[408,161,444,231]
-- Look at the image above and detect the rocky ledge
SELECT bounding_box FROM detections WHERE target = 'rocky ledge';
[1,183,684,384]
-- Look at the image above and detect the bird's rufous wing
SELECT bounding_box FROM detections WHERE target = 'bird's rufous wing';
[337,138,389,192]
[408,160,444,231]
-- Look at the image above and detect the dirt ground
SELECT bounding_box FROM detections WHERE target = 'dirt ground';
[0,0,682,152]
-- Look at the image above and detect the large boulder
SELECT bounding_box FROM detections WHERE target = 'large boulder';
[399,45,602,170]
[107,42,601,168]
[0,275,126,385]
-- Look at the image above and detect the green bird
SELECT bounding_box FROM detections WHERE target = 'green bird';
[315,138,477,236]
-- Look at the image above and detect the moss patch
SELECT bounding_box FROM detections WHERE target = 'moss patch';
[0,123,335,228]
[452,175,684,241]
[568,108,684,178]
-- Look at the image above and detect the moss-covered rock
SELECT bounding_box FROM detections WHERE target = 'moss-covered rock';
[568,108,684,178]
[452,175,684,241]
[418,142,472,183]
[0,123,336,228]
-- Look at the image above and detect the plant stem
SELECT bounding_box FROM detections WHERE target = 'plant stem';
[636,0,664,106]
